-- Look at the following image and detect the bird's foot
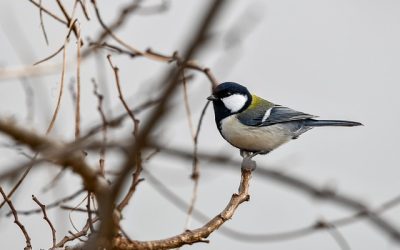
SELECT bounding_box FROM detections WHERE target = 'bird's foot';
[241,157,257,171]
[240,150,269,171]
[240,150,252,158]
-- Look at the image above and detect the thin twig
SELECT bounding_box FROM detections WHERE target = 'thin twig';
[86,192,95,233]
[91,1,219,88]
[181,70,204,229]
[60,205,97,213]
[28,0,68,25]
[0,164,34,210]
[55,217,99,247]
[92,78,108,175]
[78,0,91,20]
[46,41,67,134]
[0,187,32,250]
[12,189,85,216]
[325,222,351,250]
[107,54,144,212]
[32,195,57,247]
[106,54,140,135]
[38,0,49,45]
[75,26,82,139]
[55,0,80,39]
[33,45,64,66]
[184,101,211,229]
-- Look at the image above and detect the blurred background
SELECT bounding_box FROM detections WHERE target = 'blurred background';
[0,0,399,249]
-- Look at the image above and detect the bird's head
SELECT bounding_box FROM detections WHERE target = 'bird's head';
[207,82,252,117]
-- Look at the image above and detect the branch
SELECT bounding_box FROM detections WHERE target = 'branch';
[71,168,252,250]
[157,146,400,243]
[92,1,227,248]
[32,195,57,247]
[0,187,32,250]
[0,119,108,195]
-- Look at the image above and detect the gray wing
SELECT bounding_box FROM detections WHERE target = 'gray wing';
[237,105,316,127]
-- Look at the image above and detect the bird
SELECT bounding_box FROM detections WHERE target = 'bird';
[207,82,362,170]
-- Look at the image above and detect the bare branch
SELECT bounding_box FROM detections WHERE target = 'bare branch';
[12,189,84,216]
[32,195,57,247]
[27,0,68,25]
[109,168,251,250]
[38,0,49,45]
[0,187,32,250]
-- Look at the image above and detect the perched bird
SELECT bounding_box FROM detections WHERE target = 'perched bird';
[207,82,362,169]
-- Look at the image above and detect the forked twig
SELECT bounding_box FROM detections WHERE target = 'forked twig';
[32,195,57,247]
[0,187,32,250]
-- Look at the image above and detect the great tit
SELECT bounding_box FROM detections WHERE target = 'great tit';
[207,82,362,168]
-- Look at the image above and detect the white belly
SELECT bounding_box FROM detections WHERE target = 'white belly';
[220,116,294,152]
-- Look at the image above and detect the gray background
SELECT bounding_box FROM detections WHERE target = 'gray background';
[0,0,399,249]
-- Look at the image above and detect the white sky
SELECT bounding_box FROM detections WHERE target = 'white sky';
[0,0,399,249]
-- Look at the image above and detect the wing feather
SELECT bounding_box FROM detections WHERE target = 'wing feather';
[237,97,316,127]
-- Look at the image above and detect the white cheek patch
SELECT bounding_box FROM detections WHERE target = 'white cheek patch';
[221,94,248,113]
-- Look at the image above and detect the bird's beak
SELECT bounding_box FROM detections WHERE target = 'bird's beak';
[207,94,218,101]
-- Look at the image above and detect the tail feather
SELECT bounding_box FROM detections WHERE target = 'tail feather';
[304,119,363,127]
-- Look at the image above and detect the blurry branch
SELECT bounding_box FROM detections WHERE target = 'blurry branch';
[55,0,80,39]
[184,100,211,229]
[107,168,252,250]
[91,1,218,88]
[55,217,99,248]
[87,0,144,53]
[32,195,57,247]
[156,146,400,243]
[107,54,143,212]
[0,119,108,197]
[91,0,227,248]
[0,17,81,212]
[75,24,82,139]
[181,69,197,229]
[135,0,170,15]
[3,0,218,88]
[0,187,32,250]
[60,205,97,214]
[38,0,49,45]
[325,223,351,250]
[28,0,68,25]
[92,79,108,175]
[11,189,85,216]
[0,97,160,186]
[144,163,400,245]
[45,42,66,128]
[106,55,140,135]
[0,0,142,80]
[33,45,65,66]
[78,0,91,20]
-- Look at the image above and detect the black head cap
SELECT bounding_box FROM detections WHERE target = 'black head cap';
[211,82,250,99]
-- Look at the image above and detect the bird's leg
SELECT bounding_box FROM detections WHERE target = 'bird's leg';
[240,149,252,158]
[249,150,269,159]
[240,150,257,171]
[240,150,269,171]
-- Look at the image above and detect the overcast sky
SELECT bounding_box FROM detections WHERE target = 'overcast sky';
[0,0,400,249]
